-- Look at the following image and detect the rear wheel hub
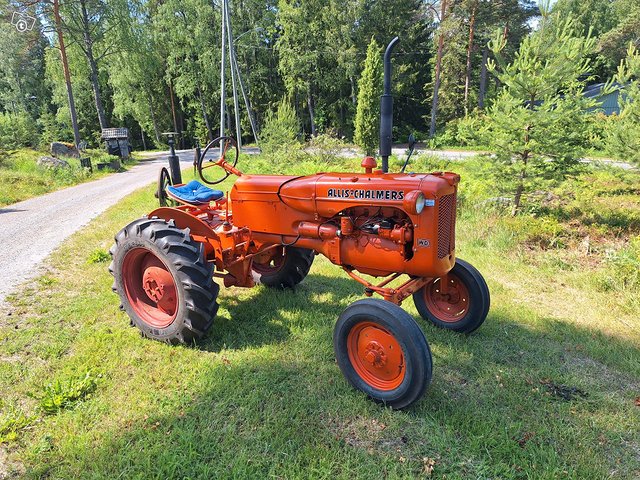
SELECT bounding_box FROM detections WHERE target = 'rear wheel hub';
[142,265,176,311]
[122,248,178,329]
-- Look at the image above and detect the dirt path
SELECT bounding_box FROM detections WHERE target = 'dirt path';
[0,157,192,306]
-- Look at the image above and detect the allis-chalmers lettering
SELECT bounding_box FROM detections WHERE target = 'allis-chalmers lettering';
[326,188,405,201]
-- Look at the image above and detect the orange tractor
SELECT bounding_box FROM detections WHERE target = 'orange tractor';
[110,39,489,409]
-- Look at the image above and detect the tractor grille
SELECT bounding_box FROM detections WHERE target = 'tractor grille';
[437,193,456,258]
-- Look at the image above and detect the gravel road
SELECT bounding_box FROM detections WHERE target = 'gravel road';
[0,157,192,306]
[155,146,636,169]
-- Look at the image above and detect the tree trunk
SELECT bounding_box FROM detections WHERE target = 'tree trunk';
[350,76,357,105]
[478,46,488,109]
[512,129,530,215]
[147,93,161,145]
[140,126,147,150]
[512,180,524,216]
[463,1,477,114]
[80,0,108,131]
[169,83,179,133]
[53,0,81,147]
[429,0,448,138]
[307,91,316,137]
[177,105,185,148]
[197,84,214,141]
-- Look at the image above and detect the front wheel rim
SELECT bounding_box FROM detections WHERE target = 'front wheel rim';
[424,274,469,323]
[346,321,405,391]
[121,248,178,328]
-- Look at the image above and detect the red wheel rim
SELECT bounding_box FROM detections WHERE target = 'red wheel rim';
[346,321,405,391]
[424,274,469,323]
[252,247,286,274]
[121,248,178,328]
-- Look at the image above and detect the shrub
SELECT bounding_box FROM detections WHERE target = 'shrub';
[38,111,72,149]
[260,97,300,154]
[597,236,640,312]
[438,114,486,147]
[603,237,640,289]
[307,130,347,162]
[87,248,110,264]
[0,403,35,443]
[0,112,38,149]
[37,370,98,415]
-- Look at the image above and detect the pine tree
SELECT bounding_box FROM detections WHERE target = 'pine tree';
[606,45,640,166]
[354,37,383,155]
[482,8,597,215]
[261,97,300,152]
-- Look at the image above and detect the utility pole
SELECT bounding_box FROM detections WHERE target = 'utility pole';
[219,0,227,154]
[53,0,81,147]
[218,0,259,148]
[229,28,260,144]
[225,0,241,148]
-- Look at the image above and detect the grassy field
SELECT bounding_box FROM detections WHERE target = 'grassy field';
[0,149,126,207]
[0,153,638,479]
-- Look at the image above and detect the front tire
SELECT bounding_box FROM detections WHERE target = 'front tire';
[413,258,490,333]
[109,218,219,344]
[334,299,432,409]
[251,246,314,288]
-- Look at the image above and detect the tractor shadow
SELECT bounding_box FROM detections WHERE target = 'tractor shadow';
[196,272,364,352]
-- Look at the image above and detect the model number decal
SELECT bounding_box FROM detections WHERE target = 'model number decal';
[417,239,431,247]
[326,188,405,201]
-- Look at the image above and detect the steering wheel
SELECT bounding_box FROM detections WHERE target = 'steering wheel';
[197,136,240,185]
[156,167,177,207]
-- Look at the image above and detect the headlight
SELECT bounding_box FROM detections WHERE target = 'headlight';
[403,190,426,215]
[415,192,425,214]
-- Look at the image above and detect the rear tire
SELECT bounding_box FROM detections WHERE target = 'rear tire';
[251,246,314,288]
[334,299,432,409]
[413,258,490,334]
[109,217,219,344]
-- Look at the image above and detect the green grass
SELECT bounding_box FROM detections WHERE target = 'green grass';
[0,154,638,478]
[0,148,130,207]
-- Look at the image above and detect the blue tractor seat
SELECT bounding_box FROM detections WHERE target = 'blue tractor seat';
[166,180,224,205]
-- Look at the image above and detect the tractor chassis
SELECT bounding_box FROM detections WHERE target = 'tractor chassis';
[151,203,441,306]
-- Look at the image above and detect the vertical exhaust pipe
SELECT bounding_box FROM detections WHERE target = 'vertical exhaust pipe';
[379,36,399,173]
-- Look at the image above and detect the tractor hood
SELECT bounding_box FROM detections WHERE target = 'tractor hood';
[279,171,459,217]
